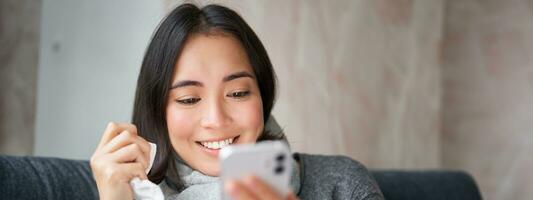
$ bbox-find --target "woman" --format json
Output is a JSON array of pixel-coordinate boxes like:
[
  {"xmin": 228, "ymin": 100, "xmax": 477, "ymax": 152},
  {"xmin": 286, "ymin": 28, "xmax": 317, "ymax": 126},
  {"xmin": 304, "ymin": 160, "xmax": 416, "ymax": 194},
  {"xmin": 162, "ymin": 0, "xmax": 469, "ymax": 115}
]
[{"xmin": 90, "ymin": 3, "xmax": 384, "ymax": 200}]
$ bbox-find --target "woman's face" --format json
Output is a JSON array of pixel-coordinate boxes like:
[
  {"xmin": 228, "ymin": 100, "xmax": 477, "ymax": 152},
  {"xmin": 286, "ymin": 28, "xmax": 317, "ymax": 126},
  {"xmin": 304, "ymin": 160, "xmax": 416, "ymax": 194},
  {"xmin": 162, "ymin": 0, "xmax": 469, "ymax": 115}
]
[{"xmin": 166, "ymin": 33, "xmax": 264, "ymax": 176}]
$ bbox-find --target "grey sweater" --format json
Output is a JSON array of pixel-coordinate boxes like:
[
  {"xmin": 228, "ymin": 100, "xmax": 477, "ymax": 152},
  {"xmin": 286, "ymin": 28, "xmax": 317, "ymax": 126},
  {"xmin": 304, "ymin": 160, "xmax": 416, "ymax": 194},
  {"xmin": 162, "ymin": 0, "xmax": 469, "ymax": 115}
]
[
  {"xmin": 294, "ymin": 153, "xmax": 384, "ymax": 200},
  {"xmin": 160, "ymin": 153, "xmax": 384, "ymax": 200}
]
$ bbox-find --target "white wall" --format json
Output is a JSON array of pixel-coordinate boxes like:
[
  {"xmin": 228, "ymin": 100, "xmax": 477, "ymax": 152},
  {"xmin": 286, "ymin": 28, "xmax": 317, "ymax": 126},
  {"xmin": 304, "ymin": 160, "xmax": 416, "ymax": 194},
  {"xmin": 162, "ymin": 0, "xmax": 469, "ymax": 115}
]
[{"xmin": 35, "ymin": 0, "xmax": 164, "ymax": 159}]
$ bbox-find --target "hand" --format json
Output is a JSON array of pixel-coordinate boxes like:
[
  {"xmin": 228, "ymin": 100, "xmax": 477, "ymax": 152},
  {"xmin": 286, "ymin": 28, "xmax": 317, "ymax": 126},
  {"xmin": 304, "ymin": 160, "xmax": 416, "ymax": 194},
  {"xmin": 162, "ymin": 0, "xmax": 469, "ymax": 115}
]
[
  {"xmin": 90, "ymin": 122, "xmax": 151, "ymax": 200},
  {"xmin": 224, "ymin": 175, "xmax": 299, "ymax": 200}
]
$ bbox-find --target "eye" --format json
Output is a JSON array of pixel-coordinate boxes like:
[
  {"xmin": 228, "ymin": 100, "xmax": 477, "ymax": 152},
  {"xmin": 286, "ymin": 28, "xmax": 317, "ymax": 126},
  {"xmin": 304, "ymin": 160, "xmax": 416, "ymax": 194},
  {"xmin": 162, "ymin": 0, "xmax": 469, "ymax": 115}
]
[
  {"xmin": 176, "ymin": 97, "xmax": 201, "ymax": 105},
  {"xmin": 227, "ymin": 91, "xmax": 250, "ymax": 98}
]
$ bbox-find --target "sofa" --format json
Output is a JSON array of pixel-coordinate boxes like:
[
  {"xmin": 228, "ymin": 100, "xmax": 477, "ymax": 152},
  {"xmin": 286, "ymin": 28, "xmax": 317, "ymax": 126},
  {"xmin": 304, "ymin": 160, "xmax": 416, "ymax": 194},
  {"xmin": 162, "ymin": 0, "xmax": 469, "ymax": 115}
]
[{"xmin": 0, "ymin": 155, "xmax": 482, "ymax": 200}]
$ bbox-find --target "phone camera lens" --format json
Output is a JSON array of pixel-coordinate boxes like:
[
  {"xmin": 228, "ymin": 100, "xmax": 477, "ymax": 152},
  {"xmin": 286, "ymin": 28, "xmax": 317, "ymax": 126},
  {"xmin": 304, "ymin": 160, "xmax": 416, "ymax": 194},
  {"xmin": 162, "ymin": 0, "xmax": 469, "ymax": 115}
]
[
  {"xmin": 276, "ymin": 154, "xmax": 285, "ymax": 162},
  {"xmin": 274, "ymin": 166, "xmax": 285, "ymax": 174}
]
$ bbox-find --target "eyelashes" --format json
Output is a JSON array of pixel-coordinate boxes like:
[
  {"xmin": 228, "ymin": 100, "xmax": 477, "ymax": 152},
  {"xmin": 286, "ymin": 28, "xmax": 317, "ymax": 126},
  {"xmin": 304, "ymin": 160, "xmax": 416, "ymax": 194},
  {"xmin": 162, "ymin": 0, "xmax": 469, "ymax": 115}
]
[
  {"xmin": 227, "ymin": 91, "xmax": 250, "ymax": 98},
  {"xmin": 175, "ymin": 90, "xmax": 251, "ymax": 106},
  {"xmin": 176, "ymin": 97, "xmax": 201, "ymax": 105}
]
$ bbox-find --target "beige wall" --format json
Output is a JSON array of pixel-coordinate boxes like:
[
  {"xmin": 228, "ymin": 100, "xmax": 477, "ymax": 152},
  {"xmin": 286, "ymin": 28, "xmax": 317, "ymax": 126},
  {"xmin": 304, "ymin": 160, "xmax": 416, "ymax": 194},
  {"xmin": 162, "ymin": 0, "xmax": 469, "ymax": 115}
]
[
  {"xmin": 166, "ymin": 0, "xmax": 445, "ymax": 168},
  {"xmin": 442, "ymin": 0, "xmax": 533, "ymax": 199},
  {"xmin": 0, "ymin": 0, "xmax": 40, "ymax": 155}
]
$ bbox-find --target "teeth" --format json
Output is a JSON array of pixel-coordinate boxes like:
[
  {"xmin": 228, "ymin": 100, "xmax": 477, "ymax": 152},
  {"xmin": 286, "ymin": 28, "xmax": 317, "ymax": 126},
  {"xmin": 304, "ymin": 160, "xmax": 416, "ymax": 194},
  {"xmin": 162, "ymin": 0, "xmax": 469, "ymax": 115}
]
[{"xmin": 200, "ymin": 137, "xmax": 235, "ymax": 150}]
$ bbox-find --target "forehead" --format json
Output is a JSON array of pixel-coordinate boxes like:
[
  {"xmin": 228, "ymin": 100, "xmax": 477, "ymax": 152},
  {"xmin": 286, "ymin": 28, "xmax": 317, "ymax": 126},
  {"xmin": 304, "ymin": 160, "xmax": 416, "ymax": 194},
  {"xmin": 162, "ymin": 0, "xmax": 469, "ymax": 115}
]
[{"xmin": 173, "ymin": 34, "xmax": 253, "ymax": 80}]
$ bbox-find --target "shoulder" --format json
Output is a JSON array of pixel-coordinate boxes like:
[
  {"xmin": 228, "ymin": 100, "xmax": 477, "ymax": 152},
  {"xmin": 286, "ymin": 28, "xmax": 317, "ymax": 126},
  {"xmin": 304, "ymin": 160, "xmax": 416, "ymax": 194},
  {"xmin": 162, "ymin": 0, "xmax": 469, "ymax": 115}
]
[
  {"xmin": 294, "ymin": 153, "xmax": 384, "ymax": 200},
  {"xmin": 296, "ymin": 153, "xmax": 371, "ymax": 181},
  {"xmin": 297, "ymin": 153, "xmax": 365, "ymax": 171}
]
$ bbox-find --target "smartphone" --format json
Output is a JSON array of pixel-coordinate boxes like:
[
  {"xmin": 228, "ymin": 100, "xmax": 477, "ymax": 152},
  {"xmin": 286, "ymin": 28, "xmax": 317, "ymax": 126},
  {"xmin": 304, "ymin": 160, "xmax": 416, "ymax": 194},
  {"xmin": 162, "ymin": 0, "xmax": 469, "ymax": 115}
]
[{"xmin": 219, "ymin": 141, "xmax": 292, "ymax": 200}]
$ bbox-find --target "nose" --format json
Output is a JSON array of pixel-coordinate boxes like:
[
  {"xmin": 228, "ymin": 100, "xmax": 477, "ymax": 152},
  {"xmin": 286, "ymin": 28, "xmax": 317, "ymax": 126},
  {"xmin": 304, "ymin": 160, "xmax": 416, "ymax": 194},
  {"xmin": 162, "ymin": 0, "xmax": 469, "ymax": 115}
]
[{"xmin": 200, "ymin": 98, "xmax": 232, "ymax": 129}]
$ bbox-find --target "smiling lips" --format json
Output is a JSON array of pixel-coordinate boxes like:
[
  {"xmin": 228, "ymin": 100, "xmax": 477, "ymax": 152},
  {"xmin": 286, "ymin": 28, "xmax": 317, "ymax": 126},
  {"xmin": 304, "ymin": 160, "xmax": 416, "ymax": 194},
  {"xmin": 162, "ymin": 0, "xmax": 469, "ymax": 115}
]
[{"xmin": 197, "ymin": 136, "xmax": 238, "ymax": 150}]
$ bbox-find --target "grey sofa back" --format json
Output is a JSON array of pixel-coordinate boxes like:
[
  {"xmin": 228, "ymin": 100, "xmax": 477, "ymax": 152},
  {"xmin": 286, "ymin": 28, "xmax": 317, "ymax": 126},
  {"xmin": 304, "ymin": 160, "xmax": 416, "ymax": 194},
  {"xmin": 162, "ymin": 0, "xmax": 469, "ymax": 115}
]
[
  {"xmin": 371, "ymin": 170, "xmax": 482, "ymax": 200},
  {"xmin": 0, "ymin": 156, "xmax": 97, "ymax": 200},
  {"xmin": 0, "ymin": 155, "xmax": 482, "ymax": 200}
]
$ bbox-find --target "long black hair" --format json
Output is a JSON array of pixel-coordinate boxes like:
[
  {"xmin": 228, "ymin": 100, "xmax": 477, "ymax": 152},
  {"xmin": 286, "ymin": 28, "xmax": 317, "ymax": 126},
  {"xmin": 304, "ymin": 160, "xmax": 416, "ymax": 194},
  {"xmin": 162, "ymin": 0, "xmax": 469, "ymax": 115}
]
[{"xmin": 131, "ymin": 3, "xmax": 285, "ymax": 188}]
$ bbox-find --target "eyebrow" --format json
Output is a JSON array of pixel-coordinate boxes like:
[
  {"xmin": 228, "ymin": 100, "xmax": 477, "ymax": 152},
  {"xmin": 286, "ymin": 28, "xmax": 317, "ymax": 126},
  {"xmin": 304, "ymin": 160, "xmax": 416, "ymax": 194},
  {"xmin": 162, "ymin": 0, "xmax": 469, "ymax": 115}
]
[{"xmin": 170, "ymin": 71, "xmax": 255, "ymax": 90}]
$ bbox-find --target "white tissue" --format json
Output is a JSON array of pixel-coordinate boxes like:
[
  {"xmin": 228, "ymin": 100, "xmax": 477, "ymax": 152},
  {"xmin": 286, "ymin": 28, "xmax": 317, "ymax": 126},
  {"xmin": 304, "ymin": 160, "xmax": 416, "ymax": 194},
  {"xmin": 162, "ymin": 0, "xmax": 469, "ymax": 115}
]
[
  {"xmin": 130, "ymin": 142, "xmax": 164, "ymax": 200},
  {"xmin": 145, "ymin": 143, "xmax": 157, "ymax": 174}
]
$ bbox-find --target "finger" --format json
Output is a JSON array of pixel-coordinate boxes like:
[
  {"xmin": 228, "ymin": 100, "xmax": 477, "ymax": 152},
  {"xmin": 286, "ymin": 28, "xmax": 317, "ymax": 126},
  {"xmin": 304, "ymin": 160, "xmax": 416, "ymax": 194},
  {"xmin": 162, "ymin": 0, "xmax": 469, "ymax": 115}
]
[
  {"xmin": 110, "ymin": 143, "xmax": 149, "ymax": 171},
  {"xmin": 225, "ymin": 180, "xmax": 258, "ymax": 200},
  {"xmin": 101, "ymin": 130, "xmax": 150, "ymax": 160},
  {"xmin": 243, "ymin": 175, "xmax": 283, "ymax": 200},
  {"xmin": 97, "ymin": 122, "xmax": 137, "ymax": 149},
  {"xmin": 115, "ymin": 162, "xmax": 148, "ymax": 181},
  {"xmin": 287, "ymin": 191, "xmax": 299, "ymax": 200}
]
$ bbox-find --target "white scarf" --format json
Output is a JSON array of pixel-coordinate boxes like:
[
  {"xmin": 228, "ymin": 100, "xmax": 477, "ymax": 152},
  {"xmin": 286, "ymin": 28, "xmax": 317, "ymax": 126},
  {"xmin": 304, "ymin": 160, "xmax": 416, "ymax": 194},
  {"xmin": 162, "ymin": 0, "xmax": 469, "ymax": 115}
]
[{"xmin": 159, "ymin": 156, "xmax": 301, "ymax": 200}]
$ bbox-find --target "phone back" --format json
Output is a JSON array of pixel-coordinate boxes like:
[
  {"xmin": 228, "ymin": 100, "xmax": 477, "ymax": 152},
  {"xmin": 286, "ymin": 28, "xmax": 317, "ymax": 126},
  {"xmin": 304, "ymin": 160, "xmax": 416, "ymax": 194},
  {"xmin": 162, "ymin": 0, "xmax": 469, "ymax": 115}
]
[{"xmin": 219, "ymin": 141, "xmax": 292, "ymax": 200}]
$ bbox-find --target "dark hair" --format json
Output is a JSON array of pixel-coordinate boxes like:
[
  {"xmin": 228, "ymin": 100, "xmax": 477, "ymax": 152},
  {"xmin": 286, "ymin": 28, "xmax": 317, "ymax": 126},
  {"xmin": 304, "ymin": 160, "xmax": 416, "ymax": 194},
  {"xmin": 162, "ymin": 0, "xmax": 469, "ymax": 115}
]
[{"xmin": 131, "ymin": 3, "xmax": 285, "ymax": 188}]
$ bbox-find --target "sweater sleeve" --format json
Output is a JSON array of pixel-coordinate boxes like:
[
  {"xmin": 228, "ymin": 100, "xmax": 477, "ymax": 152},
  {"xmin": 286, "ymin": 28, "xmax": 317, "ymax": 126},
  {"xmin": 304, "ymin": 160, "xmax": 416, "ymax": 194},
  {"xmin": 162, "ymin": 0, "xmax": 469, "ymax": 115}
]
[
  {"xmin": 334, "ymin": 156, "xmax": 384, "ymax": 200},
  {"xmin": 296, "ymin": 153, "xmax": 384, "ymax": 200}
]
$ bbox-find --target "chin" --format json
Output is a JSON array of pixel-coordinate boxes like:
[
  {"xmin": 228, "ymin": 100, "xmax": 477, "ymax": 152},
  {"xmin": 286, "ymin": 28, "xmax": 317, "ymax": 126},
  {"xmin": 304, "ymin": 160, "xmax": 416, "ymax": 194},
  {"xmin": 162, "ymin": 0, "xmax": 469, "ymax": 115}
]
[
  {"xmin": 197, "ymin": 158, "xmax": 220, "ymax": 176},
  {"xmin": 201, "ymin": 166, "xmax": 220, "ymax": 177}
]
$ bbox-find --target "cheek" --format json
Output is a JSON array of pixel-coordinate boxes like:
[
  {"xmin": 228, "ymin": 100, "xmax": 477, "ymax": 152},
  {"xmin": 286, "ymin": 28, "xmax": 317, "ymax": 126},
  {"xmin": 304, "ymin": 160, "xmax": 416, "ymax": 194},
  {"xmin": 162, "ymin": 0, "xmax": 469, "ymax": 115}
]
[
  {"xmin": 166, "ymin": 107, "xmax": 195, "ymax": 141},
  {"xmin": 233, "ymin": 98, "xmax": 264, "ymax": 140}
]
